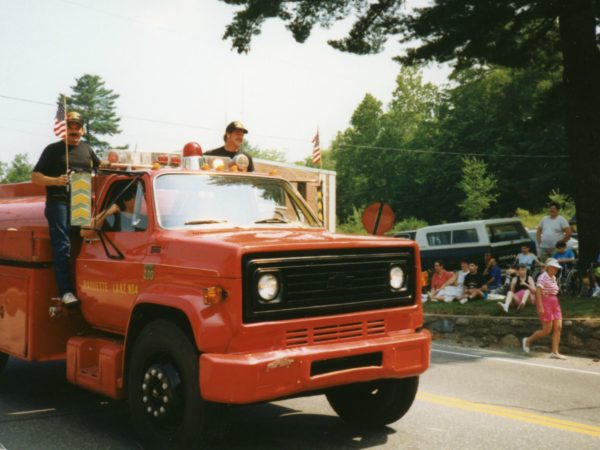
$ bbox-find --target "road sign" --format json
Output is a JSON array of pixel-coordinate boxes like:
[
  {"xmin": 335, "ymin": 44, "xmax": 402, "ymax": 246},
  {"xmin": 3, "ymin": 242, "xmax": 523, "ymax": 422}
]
[{"xmin": 362, "ymin": 202, "xmax": 395, "ymax": 235}]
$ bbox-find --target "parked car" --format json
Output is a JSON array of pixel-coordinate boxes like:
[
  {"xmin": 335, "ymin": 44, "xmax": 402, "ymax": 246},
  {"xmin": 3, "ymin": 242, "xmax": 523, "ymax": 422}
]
[
  {"xmin": 527, "ymin": 229, "xmax": 578, "ymax": 256},
  {"xmin": 398, "ymin": 219, "xmax": 531, "ymax": 270}
]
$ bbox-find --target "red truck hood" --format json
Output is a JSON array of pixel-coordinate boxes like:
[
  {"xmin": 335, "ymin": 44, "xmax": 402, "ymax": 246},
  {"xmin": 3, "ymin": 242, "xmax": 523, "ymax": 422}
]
[{"xmin": 156, "ymin": 228, "xmax": 415, "ymax": 278}]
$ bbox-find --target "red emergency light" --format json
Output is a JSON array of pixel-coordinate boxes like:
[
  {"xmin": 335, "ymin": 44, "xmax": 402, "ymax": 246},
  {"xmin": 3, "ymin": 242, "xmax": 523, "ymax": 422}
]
[{"xmin": 183, "ymin": 142, "xmax": 203, "ymax": 157}]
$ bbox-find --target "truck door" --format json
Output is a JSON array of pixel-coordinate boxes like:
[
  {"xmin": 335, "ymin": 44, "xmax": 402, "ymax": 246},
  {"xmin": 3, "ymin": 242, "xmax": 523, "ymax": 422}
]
[{"xmin": 76, "ymin": 177, "xmax": 151, "ymax": 334}]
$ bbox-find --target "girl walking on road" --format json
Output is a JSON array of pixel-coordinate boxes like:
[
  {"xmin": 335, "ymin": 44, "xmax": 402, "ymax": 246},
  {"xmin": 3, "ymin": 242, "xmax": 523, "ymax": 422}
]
[{"xmin": 522, "ymin": 258, "xmax": 566, "ymax": 359}]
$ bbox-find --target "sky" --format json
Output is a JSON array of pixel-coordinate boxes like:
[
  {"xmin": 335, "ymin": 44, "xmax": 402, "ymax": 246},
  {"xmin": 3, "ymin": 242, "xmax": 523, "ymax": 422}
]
[{"xmin": 0, "ymin": 0, "xmax": 450, "ymax": 166}]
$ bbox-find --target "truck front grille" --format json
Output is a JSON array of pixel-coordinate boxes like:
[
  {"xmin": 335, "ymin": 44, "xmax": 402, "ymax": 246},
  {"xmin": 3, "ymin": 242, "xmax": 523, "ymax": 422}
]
[
  {"xmin": 243, "ymin": 249, "xmax": 415, "ymax": 323},
  {"xmin": 285, "ymin": 319, "xmax": 386, "ymax": 347}
]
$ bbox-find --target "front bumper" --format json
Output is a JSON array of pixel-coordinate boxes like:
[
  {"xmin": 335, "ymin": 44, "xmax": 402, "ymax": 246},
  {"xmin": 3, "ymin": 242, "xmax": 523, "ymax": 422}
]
[{"xmin": 200, "ymin": 329, "xmax": 431, "ymax": 404}]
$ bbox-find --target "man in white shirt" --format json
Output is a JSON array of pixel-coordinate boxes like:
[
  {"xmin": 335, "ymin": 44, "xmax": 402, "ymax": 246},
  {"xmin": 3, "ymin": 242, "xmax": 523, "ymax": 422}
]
[{"xmin": 536, "ymin": 202, "xmax": 572, "ymax": 262}]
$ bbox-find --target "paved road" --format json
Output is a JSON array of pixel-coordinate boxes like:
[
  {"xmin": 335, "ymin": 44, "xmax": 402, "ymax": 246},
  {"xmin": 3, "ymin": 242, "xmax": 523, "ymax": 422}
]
[{"xmin": 1, "ymin": 342, "xmax": 599, "ymax": 449}]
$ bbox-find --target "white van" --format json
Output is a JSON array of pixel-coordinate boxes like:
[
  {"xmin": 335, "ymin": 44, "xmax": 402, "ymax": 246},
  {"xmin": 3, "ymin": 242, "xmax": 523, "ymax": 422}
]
[{"xmin": 410, "ymin": 218, "xmax": 531, "ymax": 270}]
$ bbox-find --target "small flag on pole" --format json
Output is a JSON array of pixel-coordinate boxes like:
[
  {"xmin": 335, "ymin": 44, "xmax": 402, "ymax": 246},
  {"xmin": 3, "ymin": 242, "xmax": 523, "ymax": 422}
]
[
  {"xmin": 54, "ymin": 102, "xmax": 66, "ymax": 138},
  {"xmin": 312, "ymin": 129, "xmax": 321, "ymax": 165}
]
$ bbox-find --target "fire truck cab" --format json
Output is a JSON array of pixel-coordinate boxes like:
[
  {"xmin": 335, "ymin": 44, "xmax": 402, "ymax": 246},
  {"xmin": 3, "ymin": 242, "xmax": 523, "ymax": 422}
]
[{"xmin": 0, "ymin": 150, "xmax": 430, "ymax": 448}]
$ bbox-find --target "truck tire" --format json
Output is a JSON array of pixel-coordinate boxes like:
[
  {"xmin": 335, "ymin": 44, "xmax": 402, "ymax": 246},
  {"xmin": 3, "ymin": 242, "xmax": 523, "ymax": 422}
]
[
  {"xmin": 127, "ymin": 320, "xmax": 227, "ymax": 449},
  {"xmin": 326, "ymin": 377, "xmax": 419, "ymax": 427},
  {"xmin": 0, "ymin": 352, "xmax": 8, "ymax": 374}
]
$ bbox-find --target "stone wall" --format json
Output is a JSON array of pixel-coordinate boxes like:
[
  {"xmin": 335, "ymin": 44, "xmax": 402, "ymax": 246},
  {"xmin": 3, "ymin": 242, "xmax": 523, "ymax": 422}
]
[{"xmin": 424, "ymin": 314, "xmax": 600, "ymax": 358}]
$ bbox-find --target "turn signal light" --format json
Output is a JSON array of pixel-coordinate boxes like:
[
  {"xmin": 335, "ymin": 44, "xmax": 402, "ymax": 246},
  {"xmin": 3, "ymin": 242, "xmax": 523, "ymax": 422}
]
[
  {"xmin": 108, "ymin": 151, "xmax": 119, "ymax": 163},
  {"xmin": 202, "ymin": 286, "xmax": 227, "ymax": 305}
]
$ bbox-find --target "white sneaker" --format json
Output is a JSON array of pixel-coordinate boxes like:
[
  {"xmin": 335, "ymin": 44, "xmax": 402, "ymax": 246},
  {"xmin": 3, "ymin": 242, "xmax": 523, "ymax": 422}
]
[
  {"xmin": 459, "ymin": 298, "xmax": 468, "ymax": 305},
  {"xmin": 592, "ymin": 286, "xmax": 600, "ymax": 297},
  {"xmin": 497, "ymin": 302, "xmax": 508, "ymax": 313},
  {"xmin": 522, "ymin": 337, "xmax": 530, "ymax": 353},
  {"xmin": 550, "ymin": 352, "xmax": 567, "ymax": 360},
  {"xmin": 61, "ymin": 292, "xmax": 80, "ymax": 307},
  {"xmin": 421, "ymin": 294, "xmax": 429, "ymax": 303}
]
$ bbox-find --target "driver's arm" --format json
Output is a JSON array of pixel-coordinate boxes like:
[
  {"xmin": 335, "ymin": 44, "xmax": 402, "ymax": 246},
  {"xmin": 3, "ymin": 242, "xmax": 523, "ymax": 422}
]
[{"xmin": 81, "ymin": 203, "xmax": 120, "ymax": 238}]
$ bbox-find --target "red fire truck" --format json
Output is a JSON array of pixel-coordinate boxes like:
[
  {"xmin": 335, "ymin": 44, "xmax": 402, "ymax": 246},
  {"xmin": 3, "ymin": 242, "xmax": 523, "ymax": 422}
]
[{"xmin": 0, "ymin": 149, "xmax": 430, "ymax": 448}]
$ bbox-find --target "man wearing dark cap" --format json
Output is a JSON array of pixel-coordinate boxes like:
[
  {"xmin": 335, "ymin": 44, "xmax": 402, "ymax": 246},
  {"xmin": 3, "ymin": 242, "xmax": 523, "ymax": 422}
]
[
  {"xmin": 32, "ymin": 111, "xmax": 101, "ymax": 307},
  {"xmin": 205, "ymin": 121, "xmax": 255, "ymax": 172}
]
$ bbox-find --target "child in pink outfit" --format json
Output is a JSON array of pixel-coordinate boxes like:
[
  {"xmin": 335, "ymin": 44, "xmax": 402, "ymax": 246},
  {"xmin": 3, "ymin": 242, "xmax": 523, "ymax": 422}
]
[{"xmin": 522, "ymin": 258, "xmax": 566, "ymax": 359}]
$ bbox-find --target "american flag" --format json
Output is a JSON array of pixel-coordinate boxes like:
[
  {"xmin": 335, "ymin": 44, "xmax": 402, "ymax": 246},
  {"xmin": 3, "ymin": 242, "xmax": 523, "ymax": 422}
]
[
  {"xmin": 312, "ymin": 129, "xmax": 321, "ymax": 165},
  {"xmin": 53, "ymin": 102, "xmax": 66, "ymax": 138}
]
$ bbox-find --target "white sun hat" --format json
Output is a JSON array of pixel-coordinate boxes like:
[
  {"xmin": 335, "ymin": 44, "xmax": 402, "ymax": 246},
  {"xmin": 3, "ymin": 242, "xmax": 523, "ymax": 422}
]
[{"xmin": 545, "ymin": 258, "xmax": 562, "ymax": 269}]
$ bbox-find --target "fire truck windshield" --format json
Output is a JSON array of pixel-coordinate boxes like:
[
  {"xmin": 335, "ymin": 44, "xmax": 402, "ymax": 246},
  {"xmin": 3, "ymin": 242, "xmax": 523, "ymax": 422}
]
[{"xmin": 154, "ymin": 173, "xmax": 321, "ymax": 229}]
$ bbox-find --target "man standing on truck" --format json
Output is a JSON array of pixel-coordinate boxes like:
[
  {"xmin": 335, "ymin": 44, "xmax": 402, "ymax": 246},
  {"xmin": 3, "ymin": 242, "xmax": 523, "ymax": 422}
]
[
  {"xmin": 205, "ymin": 121, "xmax": 255, "ymax": 172},
  {"xmin": 31, "ymin": 111, "xmax": 101, "ymax": 307},
  {"xmin": 536, "ymin": 202, "xmax": 572, "ymax": 262}
]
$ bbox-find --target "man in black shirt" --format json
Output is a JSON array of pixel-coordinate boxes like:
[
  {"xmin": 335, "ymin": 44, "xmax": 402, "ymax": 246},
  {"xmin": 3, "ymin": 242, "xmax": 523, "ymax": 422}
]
[
  {"xmin": 32, "ymin": 112, "xmax": 101, "ymax": 307},
  {"xmin": 458, "ymin": 261, "xmax": 488, "ymax": 304},
  {"xmin": 205, "ymin": 121, "xmax": 255, "ymax": 172}
]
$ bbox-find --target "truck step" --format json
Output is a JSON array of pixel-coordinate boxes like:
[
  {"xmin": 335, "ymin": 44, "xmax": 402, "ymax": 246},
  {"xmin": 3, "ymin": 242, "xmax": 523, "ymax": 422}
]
[{"xmin": 66, "ymin": 336, "xmax": 125, "ymax": 399}]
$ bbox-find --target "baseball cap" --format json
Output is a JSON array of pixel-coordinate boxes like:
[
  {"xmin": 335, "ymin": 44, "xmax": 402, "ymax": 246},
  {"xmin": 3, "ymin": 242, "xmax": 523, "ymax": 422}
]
[
  {"xmin": 66, "ymin": 111, "xmax": 84, "ymax": 126},
  {"xmin": 225, "ymin": 121, "xmax": 248, "ymax": 134},
  {"xmin": 545, "ymin": 258, "xmax": 562, "ymax": 269}
]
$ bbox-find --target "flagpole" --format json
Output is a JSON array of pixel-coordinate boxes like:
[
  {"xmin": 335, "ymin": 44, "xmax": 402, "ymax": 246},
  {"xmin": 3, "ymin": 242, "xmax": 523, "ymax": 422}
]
[{"xmin": 63, "ymin": 95, "xmax": 69, "ymax": 177}]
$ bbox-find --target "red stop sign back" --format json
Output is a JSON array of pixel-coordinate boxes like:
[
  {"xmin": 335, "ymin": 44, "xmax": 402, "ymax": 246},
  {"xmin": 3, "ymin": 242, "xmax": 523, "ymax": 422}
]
[{"xmin": 362, "ymin": 202, "xmax": 395, "ymax": 235}]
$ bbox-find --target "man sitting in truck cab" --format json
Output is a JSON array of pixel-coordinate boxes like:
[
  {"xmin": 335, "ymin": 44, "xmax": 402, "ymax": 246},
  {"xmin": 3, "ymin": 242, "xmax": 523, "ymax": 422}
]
[{"xmin": 81, "ymin": 181, "xmax": 147, "ymax": 239}]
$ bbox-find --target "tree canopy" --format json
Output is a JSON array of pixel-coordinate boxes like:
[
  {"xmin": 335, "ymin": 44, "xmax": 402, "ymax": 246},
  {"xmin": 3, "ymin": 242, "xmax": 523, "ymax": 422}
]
[
  {"xmin": 0, "ymin": 153, "xmax": 33, "ymax": 184},
  {"xmin": 218, "ymin": 0, "xmax": 600, "ymax": 268},
  {"xmin": 61, "ymin": 74, "xmax": 121, "ymax": 154}
]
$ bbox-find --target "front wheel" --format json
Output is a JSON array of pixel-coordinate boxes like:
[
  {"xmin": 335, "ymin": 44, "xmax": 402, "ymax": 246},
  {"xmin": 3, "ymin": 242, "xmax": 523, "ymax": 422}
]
[
  {"xmin": 127, "ymin": 320, "xmax": 227, "ymax": 449},
  {"xmin": 326, "ymin": 377, "xmax": 419, "ymax": 427},
  {"xmin": 0, "ymin": 352, "xmax": 8, "ymax": 375}
]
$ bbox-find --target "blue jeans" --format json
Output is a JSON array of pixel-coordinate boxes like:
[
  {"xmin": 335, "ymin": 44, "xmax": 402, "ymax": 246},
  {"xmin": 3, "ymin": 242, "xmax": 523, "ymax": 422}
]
[{"xmin": 45, "ymin": 202, "xmax": 73, "ymax": 296}]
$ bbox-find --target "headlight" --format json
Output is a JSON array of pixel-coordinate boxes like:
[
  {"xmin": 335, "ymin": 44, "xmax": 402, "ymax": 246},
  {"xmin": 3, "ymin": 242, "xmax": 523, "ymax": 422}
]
[
  {"xmin": 390, "ymin": 266, "xmax": 404, "ymax": 290},
  {"xmin": 257, "ymin": 273, "xmax": 280, "ymax": 302}
]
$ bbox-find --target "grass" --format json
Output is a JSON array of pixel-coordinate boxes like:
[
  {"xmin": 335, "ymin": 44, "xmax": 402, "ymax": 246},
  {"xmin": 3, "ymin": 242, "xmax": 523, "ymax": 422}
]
[{"xmin": 423, "ymin": 296, "xmax": 600, "ymax": 318}]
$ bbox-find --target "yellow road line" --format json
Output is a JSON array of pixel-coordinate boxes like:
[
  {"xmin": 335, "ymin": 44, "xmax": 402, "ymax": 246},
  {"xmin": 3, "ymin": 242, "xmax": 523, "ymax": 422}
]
[{"xmin": 418, "ymin": 392, "xmax": 600, "ymax": 438}]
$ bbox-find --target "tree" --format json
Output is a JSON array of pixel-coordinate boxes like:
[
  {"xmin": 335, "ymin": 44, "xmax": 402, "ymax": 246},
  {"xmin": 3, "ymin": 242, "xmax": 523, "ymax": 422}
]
[
  {"xmin": 434, "ymin": 66, "xmax": 569, "ymax": 214},
  {"xmin": 331, "ymin": 68, "xmax": 441, "ymax": 223},
  {"xmin": 0, "ymin": 154, "xmax": 33, "ymax": 184},
  {"xmin": 61, "ymin": 74, "xmax": 121, "ymax": 154},
  {"xmin": 218, "ymin": 0, "xmax": 600, "ymax": 268},
  {"xmin": 458, "ymin": 157, "xmax": 499, "ymax": 220},
  {"xmin": 331, "ymin": 93, "xmax": 384, "ymax": 221},
  {"xmin": 239, "ymin": 141, "xmax": 287, "ymax": 162}
]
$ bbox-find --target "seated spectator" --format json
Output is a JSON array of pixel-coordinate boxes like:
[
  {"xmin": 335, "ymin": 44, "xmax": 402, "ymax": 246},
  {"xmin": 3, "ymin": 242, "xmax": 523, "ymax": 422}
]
[
  {"xmin": 434, "ymin": 260, "xmax": 469, "ymax": 303},
  {"xmin": 591, "ymin": 257, "xmax": 600, "ymax": 297},
  {"xmin": 427, "ymin": 260, "xmax": 455, "ymax": 303},
  {"xmin": 514, "ymin": 245, "xmax": 542, "ymax": 270},
  {"xmin": 458, "ymin": 262, "xmax": 488, "ymax": 304},
  {"xmin": 497, "ymin": 264, "xmax": 535, "ymax": 313},
  {"xmin": 421, "ymin": 270, "xmax": 429, "ymax": 294},
  {"xmin": 552, "ymin": 241, "xmax": 575, "ymax": 268},
  {"xmin": 502, "ymin": 264, "xmax": 518, "ymax": 294},
  {"xmin": 483, "ymin": 256, "xmax": 502, "ymax": 292}
]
